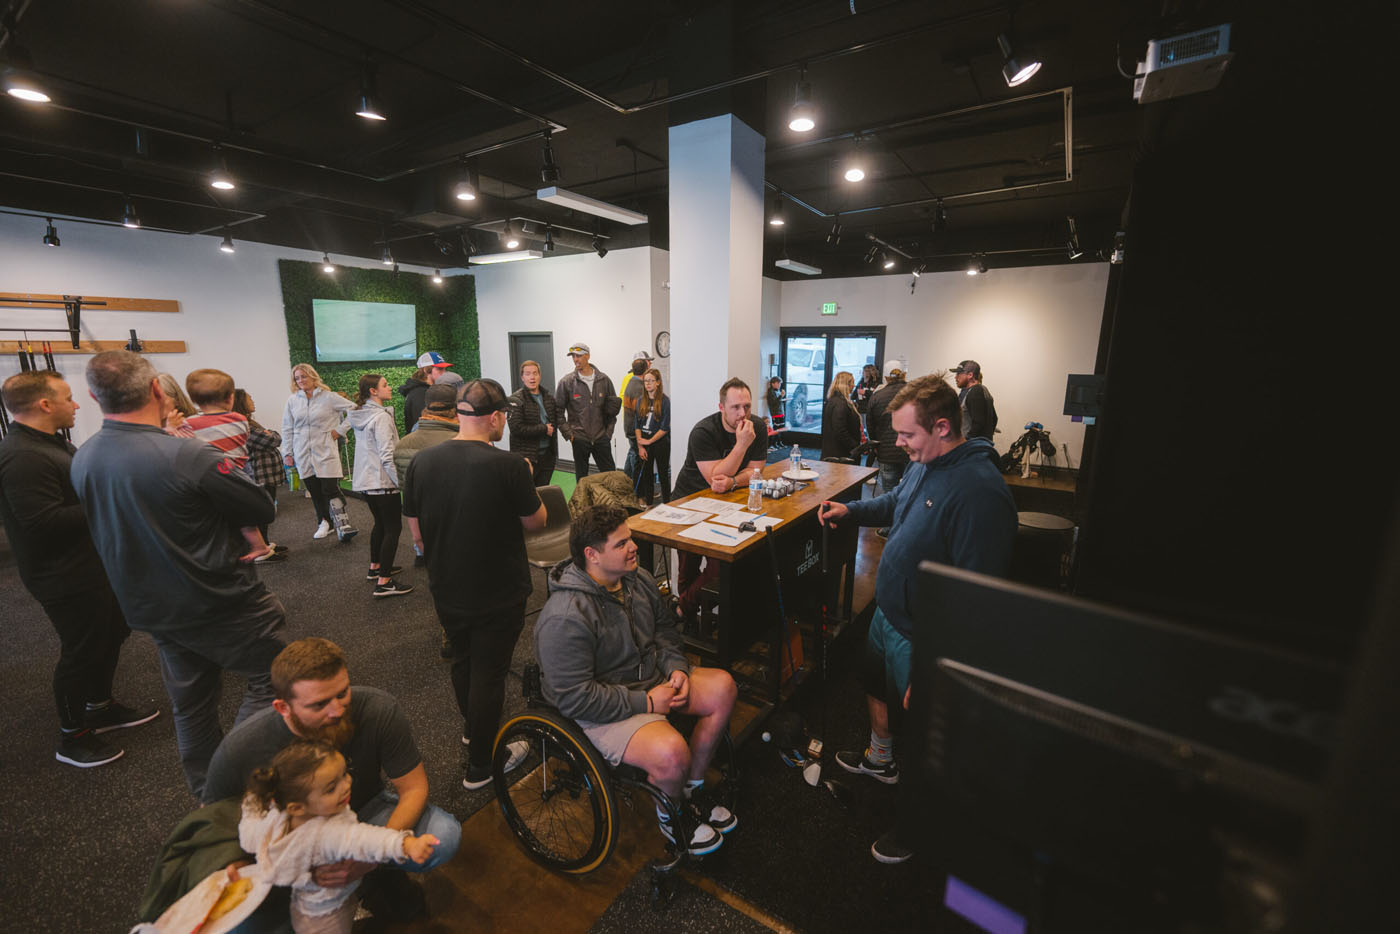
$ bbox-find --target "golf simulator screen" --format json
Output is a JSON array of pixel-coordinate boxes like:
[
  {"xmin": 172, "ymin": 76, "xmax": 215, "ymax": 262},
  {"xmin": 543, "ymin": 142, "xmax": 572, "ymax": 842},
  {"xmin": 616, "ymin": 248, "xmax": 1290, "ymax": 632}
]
[{"xmin": 311, "ymin": 299, "xmax": 417, "ymax": 363}]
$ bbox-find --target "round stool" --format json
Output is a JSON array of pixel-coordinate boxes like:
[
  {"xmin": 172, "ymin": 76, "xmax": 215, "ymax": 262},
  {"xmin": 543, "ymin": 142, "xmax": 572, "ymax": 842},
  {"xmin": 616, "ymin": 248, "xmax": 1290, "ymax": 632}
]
[{"xmin": 1011, "ymin": 511, "xmax": 1077, "ymax": 590}]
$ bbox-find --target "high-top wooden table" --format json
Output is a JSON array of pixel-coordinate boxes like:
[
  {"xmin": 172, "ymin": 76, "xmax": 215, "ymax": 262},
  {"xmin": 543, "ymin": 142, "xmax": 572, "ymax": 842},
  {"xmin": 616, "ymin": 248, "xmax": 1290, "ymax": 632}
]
[{"xmin": 628, "ymin": 459, "xmax": 876, "ymax": 709}]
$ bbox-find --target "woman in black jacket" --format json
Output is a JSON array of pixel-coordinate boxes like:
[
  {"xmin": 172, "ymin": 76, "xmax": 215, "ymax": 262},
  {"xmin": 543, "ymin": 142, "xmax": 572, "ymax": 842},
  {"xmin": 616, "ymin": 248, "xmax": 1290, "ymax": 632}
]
[
  {"xmin": 506, "ymin": 359, "xmax": 559, "ymax": 486},
  {"xmin": 821, "ymin": 370, "xmax": 864, "ymax": 461}
]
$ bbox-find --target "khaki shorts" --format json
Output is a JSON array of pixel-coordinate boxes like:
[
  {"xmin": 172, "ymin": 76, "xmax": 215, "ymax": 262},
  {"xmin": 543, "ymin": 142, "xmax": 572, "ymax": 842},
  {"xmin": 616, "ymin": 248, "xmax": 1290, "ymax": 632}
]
[{"xmin": 576, "ymin": 711, "xmax": 668, "ymax": 766}]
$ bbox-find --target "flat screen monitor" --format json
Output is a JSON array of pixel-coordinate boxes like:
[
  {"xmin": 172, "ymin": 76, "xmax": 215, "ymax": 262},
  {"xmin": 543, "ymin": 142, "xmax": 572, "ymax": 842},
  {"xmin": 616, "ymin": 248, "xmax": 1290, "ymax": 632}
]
[
  {"xmin": 908, "ymin": 562, "xmax": 1348, "ymax": 932},
  {"xmin": 312, "ymin": 299, "xmax": 417, "ymax": 363}
]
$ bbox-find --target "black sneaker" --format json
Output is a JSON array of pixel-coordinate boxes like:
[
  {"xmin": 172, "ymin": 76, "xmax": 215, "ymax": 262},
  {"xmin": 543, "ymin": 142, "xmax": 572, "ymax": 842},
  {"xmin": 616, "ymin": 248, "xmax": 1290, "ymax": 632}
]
[
  {"xmin": 835, "ymin": 749, "xmax": 899, "ymax": 784},
  {"xmin": 685, "ymin": 786, "xmax": 737, "ymax": 834},
  {"xmin": 56, "ymin": 730, "xmax": 124, "ymax": 768},
  {"xmin": 872, "ymin": 830, "xmax": 913, "ymax": 864},
  {"xmin": 372, "ymin": 580, "xmax": 414, "ymax": 598},
  {"xmin": 366, "ymin": 565, "xmax": 404, "ymax": 580},
  {"xmin": 86, "ymin": 702, "xmax": 160, "ymax": 734},
  {"xmin": 658, "ymin": 806, "xmax": 724, "ymax": 856}
]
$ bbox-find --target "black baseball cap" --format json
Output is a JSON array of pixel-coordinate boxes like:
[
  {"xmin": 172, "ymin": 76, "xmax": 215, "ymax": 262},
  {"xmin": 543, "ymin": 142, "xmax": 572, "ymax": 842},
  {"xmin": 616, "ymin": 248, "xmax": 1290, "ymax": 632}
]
[
  {"xmin": 950, "ymin": 360, "xmax": 981, "ymax": 377},
  {"xmin": 456, "ymin": 378, "xmax": 508, "ymax": 416}
]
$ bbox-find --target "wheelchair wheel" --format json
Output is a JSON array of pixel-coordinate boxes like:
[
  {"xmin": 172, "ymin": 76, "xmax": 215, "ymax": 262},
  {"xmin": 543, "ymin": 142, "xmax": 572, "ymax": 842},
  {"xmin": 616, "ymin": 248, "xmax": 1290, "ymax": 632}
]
[{"xmin": 493, "ymin": 710, "xmax": 618, "ymax": 874}]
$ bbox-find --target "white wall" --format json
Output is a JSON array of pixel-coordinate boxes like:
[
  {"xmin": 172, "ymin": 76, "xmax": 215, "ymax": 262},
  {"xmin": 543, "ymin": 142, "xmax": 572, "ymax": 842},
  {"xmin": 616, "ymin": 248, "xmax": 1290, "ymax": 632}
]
[
  {"xmin": 777, "ymin": 263, "xmax": 1109, "ymax": 465},
  {"xmin": 0, "ymin": 211, "xmax": 439, "ymax": 445},
  {"xmin": 473, "ymin": 246, "xmax": 658, "ymax": 462}
]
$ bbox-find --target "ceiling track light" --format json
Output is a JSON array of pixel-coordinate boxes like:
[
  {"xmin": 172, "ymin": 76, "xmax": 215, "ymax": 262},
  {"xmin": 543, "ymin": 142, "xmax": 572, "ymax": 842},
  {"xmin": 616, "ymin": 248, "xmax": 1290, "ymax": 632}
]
[
  {"xmin": 881, "ymin": 251, "xmax": 895, "ymax": 270},
  {"xmin": 768, "ymin": 197, "xmax": 786, "ymax": 227},
  {"xmin": 591, "ymin": 234, "xmax": 608, "ymax": 259},
  {"xmin": 453, "ymin": 156, "xmax": 478, "ymax": 201},
  {"xmin": 380, "ymin": 239, "xmax": 393, "ymax": 265},
  {"xmin": 502, "ymin": 223, "xmax": 520, "ymax": 250},
  {"xmin": 322, "ymin": 253, "xmax": 335, "ymax": 273},
  {"xmin": 932, "ymin": 200, "xmax": 947, "ymax": 232},
  {"xmin": 844, "ymin": 138, "xmax": 867, "ymax": 183},
  {"xmin": 356, "ymin": 65, "xmax": 386, "ymax": 121},
  {"xmin": 540, "ymin": 129, "xmax": 561, "ymax": 185},
  {"xmin": 122, "ymin": 199, "xmax": 141, "ymax": 229},
  {"xmin": 997, "ymin": 32, "xmax": 1042, "ymax": 88},
  {"xmin": 1066, "ymin": 215, "xmax": 1083, "ymax": 259},
  {"xmin": 966, "ymin": 254, "xmax": 987, "ymax": 276},
  {"xmin": 208, "ymin": 149, "xmax": 235, "ymax": 191},
  {"xmin": 41, "ymin": 217, "xmax": 60, "ymax": 247},
  {"xmin": 543, "ymin": 227, "xmax": 555, "ymax": 252},
  {"xmin": 788, "ymin": 67, "xmax": 815, "ymax": 133},
  {"xmin": 432, "ymin": 268, "xmax": 443, "ymax": 284},
  {"xmin": 3, "ymin": 43, "xmax": 50, "ymax": 103},
  {"xmin": 912, "ymin": 263, "xmax": 926, "ymax": 278},
  {"xmin": 219, "ymin": 230, "xmax": 235, "ymax": 253},
  {"xmin": 864, "ymin": 245, "xmax": 879, "ymax": 265},
  {"xmin": 827, "ymin": 220, "xmax": 842, "ymax": 245}
]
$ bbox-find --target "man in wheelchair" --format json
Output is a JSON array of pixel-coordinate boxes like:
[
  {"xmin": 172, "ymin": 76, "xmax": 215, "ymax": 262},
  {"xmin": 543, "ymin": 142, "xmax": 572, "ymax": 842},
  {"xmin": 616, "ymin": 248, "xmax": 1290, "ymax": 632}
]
[{"xmin": 535, "ymin": 505, "xmax": 738, "ymax": 855}]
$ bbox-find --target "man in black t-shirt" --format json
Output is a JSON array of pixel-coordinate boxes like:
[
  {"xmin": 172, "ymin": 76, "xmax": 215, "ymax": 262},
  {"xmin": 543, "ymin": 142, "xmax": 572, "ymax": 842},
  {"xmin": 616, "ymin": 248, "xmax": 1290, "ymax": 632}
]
[
  {"xmin": 401, "ymin": 378, "xmax": 547, "ymax": 789},
  {"xmin": 672, "ymin": 377, "xmax": 769, "ymax": 612}
]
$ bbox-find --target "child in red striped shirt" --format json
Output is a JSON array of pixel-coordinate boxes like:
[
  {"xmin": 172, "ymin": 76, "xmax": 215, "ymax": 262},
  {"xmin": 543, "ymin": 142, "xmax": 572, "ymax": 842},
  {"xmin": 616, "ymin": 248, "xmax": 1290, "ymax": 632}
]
[{"xmin": 187, "ymin": 369, "xmax": 282, "ymax": 563}]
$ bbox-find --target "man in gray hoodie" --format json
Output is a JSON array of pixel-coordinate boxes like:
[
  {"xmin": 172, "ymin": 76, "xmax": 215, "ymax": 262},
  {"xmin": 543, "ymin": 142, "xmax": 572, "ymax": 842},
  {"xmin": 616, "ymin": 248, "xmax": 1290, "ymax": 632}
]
[{"xmin": 535, "ymin": 505, "xmax": 738, "ymax": 856}]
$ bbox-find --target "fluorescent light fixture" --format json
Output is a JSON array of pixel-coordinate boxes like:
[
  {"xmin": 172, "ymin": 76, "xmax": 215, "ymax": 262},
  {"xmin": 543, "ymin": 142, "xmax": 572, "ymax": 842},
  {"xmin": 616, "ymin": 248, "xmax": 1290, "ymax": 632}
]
[
  {"xmin": 470, "ymin": 250, "xmax": 544, "ymax": 264},
  {"xmin": 536, "ymin": 186, "xmax": 647, "ymax": 225},
  {"xmin": 775, "ymin": 258, "xmax": 822, "ymax": 275}
]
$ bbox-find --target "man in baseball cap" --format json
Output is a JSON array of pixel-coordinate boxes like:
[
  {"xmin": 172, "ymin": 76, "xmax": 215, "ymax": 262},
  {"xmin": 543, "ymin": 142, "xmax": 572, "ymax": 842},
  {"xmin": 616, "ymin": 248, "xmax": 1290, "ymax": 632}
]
[
  {"xmin": 399, "ymin": 352, "xmax": 453, "ymax": 434},
  {"xmin": 554, "ymin": 342, "xmax": 620, "ymax": 481},
  {"xmin": 948, "ymin": 360, "xmax": 997, "ymax": 441}
]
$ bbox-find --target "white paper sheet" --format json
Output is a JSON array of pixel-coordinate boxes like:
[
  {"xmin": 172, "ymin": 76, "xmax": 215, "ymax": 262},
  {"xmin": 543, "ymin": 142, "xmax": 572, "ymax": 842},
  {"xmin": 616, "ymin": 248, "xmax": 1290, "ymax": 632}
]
[
  {"xmin": 682, "ymin": 497, "xmax": 745, "ymax": 515},
  {"xmin": 677, "ymin": 522, "xmax": 758, "ymax": 546},
  {"xmin": 640, "ymin": 504, "xmax": 709, "ymax": 524}
]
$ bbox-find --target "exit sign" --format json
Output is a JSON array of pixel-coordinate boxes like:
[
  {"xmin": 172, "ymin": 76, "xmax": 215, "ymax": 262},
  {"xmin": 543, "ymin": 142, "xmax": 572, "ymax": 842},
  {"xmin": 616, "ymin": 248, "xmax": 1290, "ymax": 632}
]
[{"xmin": 821, "ymin": 302, "xmax": 837, "ymax": 316}]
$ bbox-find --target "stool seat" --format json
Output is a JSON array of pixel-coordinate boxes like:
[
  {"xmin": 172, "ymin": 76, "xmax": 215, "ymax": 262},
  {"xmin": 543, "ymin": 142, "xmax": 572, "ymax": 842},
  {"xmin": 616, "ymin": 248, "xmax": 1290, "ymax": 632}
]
[{"xmin": 1018, "ymin": 511, "xmax": 1075, "ymax": 531}]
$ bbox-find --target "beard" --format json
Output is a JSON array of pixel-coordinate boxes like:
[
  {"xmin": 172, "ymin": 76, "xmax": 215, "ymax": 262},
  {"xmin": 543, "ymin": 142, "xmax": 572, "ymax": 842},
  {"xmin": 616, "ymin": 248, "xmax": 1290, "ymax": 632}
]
[{"xmin": 290, "ymin": 709, "xmax": 355, "ymax": 748}]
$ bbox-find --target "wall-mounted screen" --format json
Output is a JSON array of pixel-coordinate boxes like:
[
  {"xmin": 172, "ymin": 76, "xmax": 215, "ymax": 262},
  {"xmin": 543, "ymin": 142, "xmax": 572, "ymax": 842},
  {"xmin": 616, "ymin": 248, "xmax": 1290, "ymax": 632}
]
[{"xmin": 312, "ymin": 299, "xmax": 417, "ymax": 363}]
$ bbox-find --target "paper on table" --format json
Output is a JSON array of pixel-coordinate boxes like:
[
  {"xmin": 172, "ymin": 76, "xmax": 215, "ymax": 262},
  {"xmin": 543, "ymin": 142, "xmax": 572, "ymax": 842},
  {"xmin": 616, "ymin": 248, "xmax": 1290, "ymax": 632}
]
[
  {"xmin": 707, "ymin": 510, "xmax": 784, "ymax": 530},
  {"xmin": 677, "ymin": 522, "xmax": 758, "ymax": 546},
  {"xmin": 683, "ymin": 497, "xmax": 744, "ymax": 514},
  {"xmin": 641, "ymin": 504, "xmax": 709, "ymax": 524}
]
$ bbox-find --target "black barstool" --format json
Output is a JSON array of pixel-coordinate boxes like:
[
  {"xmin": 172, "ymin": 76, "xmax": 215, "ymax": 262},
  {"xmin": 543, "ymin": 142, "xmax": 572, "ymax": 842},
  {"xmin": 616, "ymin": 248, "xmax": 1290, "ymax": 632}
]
[{"xmin": 1011, "ymin": 511, "xmax": 1077, "ymax": 590}]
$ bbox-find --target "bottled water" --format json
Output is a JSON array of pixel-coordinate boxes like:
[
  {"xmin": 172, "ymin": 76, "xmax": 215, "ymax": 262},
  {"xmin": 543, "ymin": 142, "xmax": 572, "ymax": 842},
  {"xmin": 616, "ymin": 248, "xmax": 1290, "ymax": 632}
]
[
  {"xmin": 790, "ymin": 444, "xmax": 801, "ymax": 475},
  {"xmin": 747, "ymin": 469, "xmax": 763, "ymax": 511}
]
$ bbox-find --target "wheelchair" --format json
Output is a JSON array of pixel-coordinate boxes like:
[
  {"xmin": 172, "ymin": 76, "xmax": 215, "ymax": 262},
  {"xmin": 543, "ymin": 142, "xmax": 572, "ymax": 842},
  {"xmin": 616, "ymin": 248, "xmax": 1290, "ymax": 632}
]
[{"xmin": 491, "ymin": 663, "xmax": 737, "ymax": 902}]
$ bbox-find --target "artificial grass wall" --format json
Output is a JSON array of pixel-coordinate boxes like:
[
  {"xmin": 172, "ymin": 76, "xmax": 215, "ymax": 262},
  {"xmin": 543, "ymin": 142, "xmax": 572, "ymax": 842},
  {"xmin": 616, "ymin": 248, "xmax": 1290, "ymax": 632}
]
[{"xmin": 277, "ymin": 258, "xmax": 479, "ymax": 439}]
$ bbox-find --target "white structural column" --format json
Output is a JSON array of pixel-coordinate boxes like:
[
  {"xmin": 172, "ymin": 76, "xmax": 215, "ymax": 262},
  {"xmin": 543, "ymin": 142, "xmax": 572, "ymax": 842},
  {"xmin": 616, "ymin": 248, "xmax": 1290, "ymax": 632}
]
[{"xmin": 667, "ymin": 114, "xmax": 766, "ymax": 447}]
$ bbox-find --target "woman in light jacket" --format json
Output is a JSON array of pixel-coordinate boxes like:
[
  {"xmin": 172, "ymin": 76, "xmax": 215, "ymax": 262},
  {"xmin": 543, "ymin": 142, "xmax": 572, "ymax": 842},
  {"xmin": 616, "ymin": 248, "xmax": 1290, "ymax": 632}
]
[
  {"xmin": 281, "ymin": 362, "xmax": 354, "ymax": 540},
  {"xmin": 347, "ymin": 374, "xmax": 411, "ymax": 598}
]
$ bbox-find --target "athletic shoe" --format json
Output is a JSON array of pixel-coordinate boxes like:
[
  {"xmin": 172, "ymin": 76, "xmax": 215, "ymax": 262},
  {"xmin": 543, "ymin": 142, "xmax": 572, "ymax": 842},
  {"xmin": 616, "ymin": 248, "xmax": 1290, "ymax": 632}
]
[
  {"xmin": 462, "ymin": 739, "xmax": 530, "ymax": 790},
  {"xmin": 835, "ymin": 749, "xmax": 899, "ymax": 784},
  {"xmin": 55, "ymin": 730, "xmax": 124, "ymax": 768},
  {"xmin": 87, "ymin": 701, "xmax": 160, "ymax": 734},
  {"xmin": 366, "ymin": 565, "xmax": 403, "ymax": 580},
  {"xmin": 272, "ymin": 543, "xmax": 290, "ymax": 554},
  {"xmin": 684, "ymin": 784, "xmax": 737, "ymax": 834},
  {"xmin": 658, "ymin": 807, "xmax": 724, "ymax": 856},
  {"xmin": 871, "ymin": 830, "xmax": 913, "ymax": 864},
  {"xmin": 313, "ymin": 520, "xmax": 332, "ymax": 539},
  {"xmin": 372, "ymin": 580, "xmax": 414, "ymax": 598}
]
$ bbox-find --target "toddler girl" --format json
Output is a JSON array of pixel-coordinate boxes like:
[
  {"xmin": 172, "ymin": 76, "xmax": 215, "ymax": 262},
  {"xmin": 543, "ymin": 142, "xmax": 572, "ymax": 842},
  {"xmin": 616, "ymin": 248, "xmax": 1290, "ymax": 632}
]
[{"xmin": 240, "ymin": 740, "xmax": 438, "ymax": 933}]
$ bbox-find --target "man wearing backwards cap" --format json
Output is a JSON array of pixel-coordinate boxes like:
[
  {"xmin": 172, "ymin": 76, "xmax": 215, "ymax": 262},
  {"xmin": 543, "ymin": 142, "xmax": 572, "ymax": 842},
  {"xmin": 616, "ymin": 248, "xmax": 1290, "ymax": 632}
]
[
  {"xmin": 554, "ymin": 342, "xmax": 621, "ymax": 481},
  {"xmin": 950, "ymin": 360, "xmax": 997, "ymax": 442},
  {"xmin": 399, "ymin": 351, "xmax": 453, "ymax": 434},
  {"xmin": 620, "ymin": 349, "xmax": 653, "ymax": 479},
  {"xmin": 401, "ymin": 378, "xmax": 548, "ymax": 789}
]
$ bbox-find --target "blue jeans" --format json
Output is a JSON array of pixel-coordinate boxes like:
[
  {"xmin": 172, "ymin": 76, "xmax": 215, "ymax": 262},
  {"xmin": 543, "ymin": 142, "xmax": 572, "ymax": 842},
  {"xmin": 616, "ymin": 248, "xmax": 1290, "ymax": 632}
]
[
  {"xmin": 878, "ymin": 461, "xmax": 907, "ymax": 496},
  {"xmin": 150, "ymin": 592, "xmax": 287, "ymax": 797},
  {"xmin": 358, "ymin": 788, "xmax": 462, "ymax": 871}
]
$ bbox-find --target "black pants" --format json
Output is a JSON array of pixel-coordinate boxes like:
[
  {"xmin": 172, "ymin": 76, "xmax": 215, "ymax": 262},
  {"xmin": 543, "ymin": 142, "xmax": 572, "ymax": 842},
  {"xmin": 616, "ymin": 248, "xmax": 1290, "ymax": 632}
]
[
  {"xmin": 439, "ymin": 602, "xmax": 526, "ymax": 767},
  {"xmin": 571, "ymin": 438, "xmax": 615, "ymax": 480},
  {"xmin": 634, "ymin": 438, "xmax": 671, "ymax": 504},
  {"xmin": 528, "ymin": 449, "xmax": 557, "ymax": 487},
  {"xmin": 303, "ymin": 474, "xmax": 346, "ymax": 525},
  {"xmin": 364, "ymin": 492, "xmax": 402, "ymax": 571},
  {"xmin": 257, "ymin": 482, "xmax": 278, "ymax": 541},
  {"xmin": 41, "ymin": 583, "xmax": 130, "ymax": 731}
]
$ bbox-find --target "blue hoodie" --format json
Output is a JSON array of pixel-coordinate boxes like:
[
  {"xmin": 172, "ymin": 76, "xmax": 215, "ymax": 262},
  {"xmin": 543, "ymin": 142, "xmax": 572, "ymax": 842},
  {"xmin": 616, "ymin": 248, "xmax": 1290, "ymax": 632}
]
[{"xmin": 843, "ymin": 436, "xmax": 1016, "ymax": 638}]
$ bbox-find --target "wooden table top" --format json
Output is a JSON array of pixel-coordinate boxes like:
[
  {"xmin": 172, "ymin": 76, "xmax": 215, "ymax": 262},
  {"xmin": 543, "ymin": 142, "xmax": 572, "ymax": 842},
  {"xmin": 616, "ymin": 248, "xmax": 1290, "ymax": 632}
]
[{"xmin": 627, "ymin": 459, "xmax": 877, "ymax": 562}]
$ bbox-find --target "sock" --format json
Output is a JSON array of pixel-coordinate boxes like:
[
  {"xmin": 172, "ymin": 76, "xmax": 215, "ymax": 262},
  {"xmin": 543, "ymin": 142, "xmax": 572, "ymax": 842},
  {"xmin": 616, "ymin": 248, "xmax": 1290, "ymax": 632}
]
[
  {"xmin": 85, "ymin": 700, "xmax": 111, "ymax": 712},
  {"xmin": 867, "ymin": 731, "xmax": 893, "ymax": 766}
]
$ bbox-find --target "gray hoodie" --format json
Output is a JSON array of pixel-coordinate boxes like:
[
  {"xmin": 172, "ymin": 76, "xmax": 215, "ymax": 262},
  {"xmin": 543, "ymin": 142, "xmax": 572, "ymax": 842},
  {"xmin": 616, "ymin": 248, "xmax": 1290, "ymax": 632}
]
[
  {"xmin": 347, "ymin": 402, "xmax": 399, "ymax": 491},
  {"xmin": 535, "ymin": 562, "xmax": 689, "ymax": 724}
]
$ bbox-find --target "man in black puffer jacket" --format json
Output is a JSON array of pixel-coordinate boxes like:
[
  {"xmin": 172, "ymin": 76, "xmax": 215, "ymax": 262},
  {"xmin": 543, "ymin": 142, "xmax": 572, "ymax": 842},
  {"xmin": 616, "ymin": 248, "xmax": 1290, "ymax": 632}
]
[{"xmin": 505, "ymin": 359, "xmax": 559, "ymax": 486}]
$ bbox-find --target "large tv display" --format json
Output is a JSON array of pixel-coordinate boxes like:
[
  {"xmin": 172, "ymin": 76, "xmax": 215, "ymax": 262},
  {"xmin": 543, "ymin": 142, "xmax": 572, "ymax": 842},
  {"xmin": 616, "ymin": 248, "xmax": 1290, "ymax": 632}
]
[{"xmin": 312, "ymin": 299, "xmax": 417, "ymax": 363}]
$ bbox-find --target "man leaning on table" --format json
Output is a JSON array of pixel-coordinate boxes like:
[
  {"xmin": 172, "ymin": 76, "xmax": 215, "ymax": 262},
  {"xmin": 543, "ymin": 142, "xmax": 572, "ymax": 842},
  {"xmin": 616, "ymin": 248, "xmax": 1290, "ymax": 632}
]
[{"xmin": 670, "ymin": 377, "xmax": 769, "ymax": 615}]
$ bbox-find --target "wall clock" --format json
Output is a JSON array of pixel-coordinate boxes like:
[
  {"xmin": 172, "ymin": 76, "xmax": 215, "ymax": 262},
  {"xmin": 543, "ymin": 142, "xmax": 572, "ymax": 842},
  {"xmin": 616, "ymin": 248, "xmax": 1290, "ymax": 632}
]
[{"xmin": 655, "ymin": 330, "xmax": 671, "ymax": 358}]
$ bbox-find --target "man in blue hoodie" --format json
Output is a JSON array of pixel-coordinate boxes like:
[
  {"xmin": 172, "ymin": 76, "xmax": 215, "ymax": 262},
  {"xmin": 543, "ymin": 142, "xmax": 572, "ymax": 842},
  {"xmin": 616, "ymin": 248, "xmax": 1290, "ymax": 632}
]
[{"xmin": 818, "ymin": 373, "xmax": 1015, "ymax": 864}]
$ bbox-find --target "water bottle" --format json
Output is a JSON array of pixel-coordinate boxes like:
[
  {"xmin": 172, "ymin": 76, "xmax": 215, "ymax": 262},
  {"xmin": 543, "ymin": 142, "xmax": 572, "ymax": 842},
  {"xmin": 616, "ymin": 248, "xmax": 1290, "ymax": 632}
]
[
  {"xmin": 747, "ymin": 469, "xmax": 763, "ymax": 511},
  {"xmin": 790, "ymin": 444, "xmax": 801, "ymax": 475}
]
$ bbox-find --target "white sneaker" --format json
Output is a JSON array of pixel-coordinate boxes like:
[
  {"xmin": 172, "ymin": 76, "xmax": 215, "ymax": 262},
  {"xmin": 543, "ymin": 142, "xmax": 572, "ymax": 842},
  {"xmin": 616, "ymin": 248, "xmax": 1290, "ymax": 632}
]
[
  {"xmin": 658, "ymin": 812, "xmax": 724, "ymax": 856},
  {"xmin": 313, "ymin": 520, "xmax": 332, "ymax": 539},
  {"xmin": 502, "ymin": 738, "xmax": 530, "ymax": 773}
]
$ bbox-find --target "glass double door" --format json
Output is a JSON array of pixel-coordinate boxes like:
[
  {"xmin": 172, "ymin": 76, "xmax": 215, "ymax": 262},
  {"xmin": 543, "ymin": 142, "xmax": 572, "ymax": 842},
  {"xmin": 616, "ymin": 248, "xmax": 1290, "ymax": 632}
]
[{"xmin": 779, "ymin": 327, "xmax": 884, "ymax": 442}]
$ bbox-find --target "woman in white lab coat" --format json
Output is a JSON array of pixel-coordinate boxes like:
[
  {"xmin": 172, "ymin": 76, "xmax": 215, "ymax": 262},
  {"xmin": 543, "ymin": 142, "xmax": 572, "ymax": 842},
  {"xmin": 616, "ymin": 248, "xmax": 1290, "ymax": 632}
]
[{"xmin": 281, "ymin": 362, "xmax": 355, "ymax": 540}]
